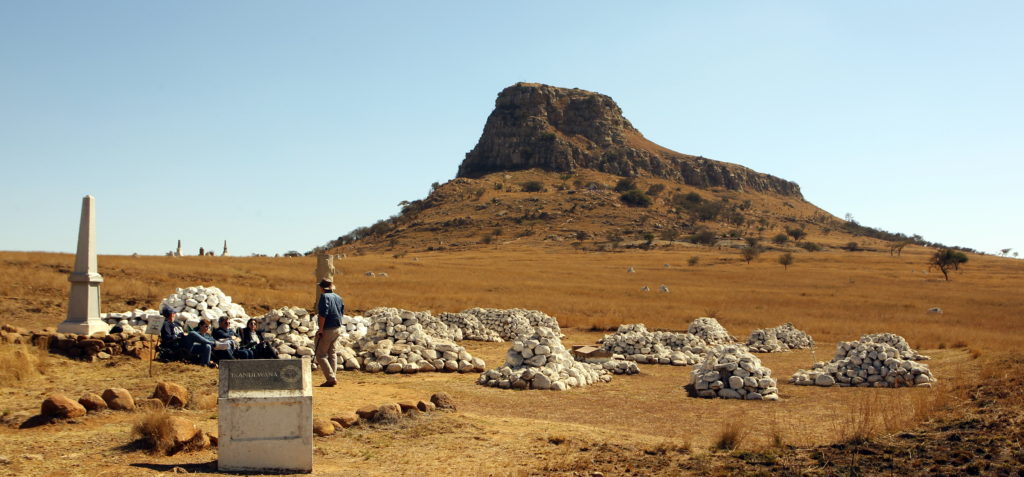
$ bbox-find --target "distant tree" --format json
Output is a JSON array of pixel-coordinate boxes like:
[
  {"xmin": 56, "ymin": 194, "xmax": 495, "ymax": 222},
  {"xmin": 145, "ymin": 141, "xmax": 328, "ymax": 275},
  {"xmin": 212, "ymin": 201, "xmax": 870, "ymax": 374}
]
[
  {"xmin": 744, "ymin": 237, "xmax": 761, "ymax": 248},
  {"xmin": 1014, "ymin": 251, "xmax": 1019, "ymax": 258},
  {"xmin": 785, "ymin": 226, "xmax": 807, "ymax": 242},
  {"xmin": 283, "ymin": 250, "xmax": 302, "ymax": 258},
  {"xmin": 614, "ymin": 178, "xmax": 637, "ymax": 192},
  {"xmin": 797, "ymin": 242, "xmax": 822, "ymax": 252},
  {"xmin": 575, "ymin": 230, "xmax": 589, "ymax": 242},
  {"xmin": 695, "ymin": 201, "xmax": 724, "ymax": 221},
  {"xmin": 890, "ymin": 241, "xmax": 910, "ymax": 256},
  {"xmin": 430, "ymin": 181, "xmax": 441, "ymax": 192},
  {"xmin": 740, "ymin": 246, "xmax": 761, "ymax": 264},
  {"xmin": 619, "ymin": 190, "xmax": 652, "ymax": 207},
  {"xmin": 1000, "ymin": 248, "xmax": 1012, "ymax": 257},
  {"xmin": 687, "ymin": 255, "xmax": 699, "ymax": 266},
  {"xmin": 845, "ymin": 241, "xmax": 859, "ymax": 251},
  {"xmin": 772, "ymin": 233, "xmax": 789, "ymax": 246},
  {"xmin": 778, "ymin": 252, "xmax": 794, "ymax": 270},
  {"xmin": 929, "ymin": 249, "xmax": 968, "ymax": 281},
  {"xmin": 660, "ymin": 229, "xmax": 679, "ymax": 241}
]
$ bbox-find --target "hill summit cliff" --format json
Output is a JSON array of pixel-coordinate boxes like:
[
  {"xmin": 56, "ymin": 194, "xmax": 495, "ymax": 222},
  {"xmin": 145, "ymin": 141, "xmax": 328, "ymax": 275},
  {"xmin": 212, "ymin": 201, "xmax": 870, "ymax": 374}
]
[{"xmin": 457, "ymin": 83, "xmax": 802, "ymax": 198}]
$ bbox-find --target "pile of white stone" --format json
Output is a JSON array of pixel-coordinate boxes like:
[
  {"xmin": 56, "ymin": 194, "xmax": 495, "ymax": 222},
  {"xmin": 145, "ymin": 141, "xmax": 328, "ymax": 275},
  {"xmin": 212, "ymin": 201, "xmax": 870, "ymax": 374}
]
[
  {"xmin": 599, "ymin": 324, "xmax": 705, "ymax": 365},
  {"xmin": 860, "ymin": 333, "xmax": 929, "ymax": 360},
  {"xmin": 101, "ymin": 308, "xmax": 162, "ymax": 334},
  {"xmin": 462, "ymin": 307, "xmax": 563, "ymax": 340},
  {"xmin": 258, "ymin": 307, "xmax": 317, "ymax": 358},
  {"xmin": 790, "ymin": 337, "xmax": 935, "ymax": 388},
  {"xmin": 160, "ymin": 286, "xmax": 250, "ymax": 328},
  {"xmin": 437, "ymin": 312, "xmax": 503, "ymax": 342},
  {"xmin": 692, "ymin": 345, "xmax": 779, "ymax": 400},
  {"xmin": 746, "ymin": 323, "xmax": 815, "ymax": 353},
  {"xmin": 600, "ymin": 358, "xmax": 640, "ymax": 375},
  {"xmin": 688, "ymin": 317, "xmax": 734, "ymax": 345},
  {"xmin": 478, "ymin": 326, "xmax": 610, "ymax": 390},
  {"xmin": 357, "ymin": 307, "xmax": 485, "ymax": 373}
]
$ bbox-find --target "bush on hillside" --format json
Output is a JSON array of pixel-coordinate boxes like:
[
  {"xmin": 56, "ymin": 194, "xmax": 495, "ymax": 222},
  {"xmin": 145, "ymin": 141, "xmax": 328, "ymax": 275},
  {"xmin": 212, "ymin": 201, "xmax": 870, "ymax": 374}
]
[{"xmin": 619, "ymin": 190, "xmax": 652, "ymax": 207}]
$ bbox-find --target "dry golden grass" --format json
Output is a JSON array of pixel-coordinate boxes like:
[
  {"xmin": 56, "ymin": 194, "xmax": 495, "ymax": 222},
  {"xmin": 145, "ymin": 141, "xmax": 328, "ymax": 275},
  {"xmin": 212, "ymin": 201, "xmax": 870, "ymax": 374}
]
[{"xmin": 0, "ymin": 343, "xmax": 49, "ymax": 384}]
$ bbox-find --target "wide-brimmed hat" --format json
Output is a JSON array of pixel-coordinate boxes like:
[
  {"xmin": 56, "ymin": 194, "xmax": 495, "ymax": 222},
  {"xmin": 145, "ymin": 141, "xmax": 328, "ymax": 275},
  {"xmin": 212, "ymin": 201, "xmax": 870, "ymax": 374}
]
[{"xmin": 318, "ymin": 279, "xmax": 334, "ymax": 289}]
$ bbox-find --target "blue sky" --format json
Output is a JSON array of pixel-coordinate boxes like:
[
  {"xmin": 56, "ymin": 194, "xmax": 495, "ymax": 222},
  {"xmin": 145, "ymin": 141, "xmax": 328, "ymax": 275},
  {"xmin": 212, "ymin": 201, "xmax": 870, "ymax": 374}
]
[{"xmin": 1, "ymin": 2, "xmax": 1020, "ymax": 256}]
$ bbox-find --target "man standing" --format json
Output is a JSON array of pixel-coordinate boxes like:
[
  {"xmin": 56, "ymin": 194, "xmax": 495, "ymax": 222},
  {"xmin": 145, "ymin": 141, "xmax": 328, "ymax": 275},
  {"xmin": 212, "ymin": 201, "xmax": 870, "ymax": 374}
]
[{"xmin": 314, "ymin": 279, "xmax": 344, "ymax": 387}]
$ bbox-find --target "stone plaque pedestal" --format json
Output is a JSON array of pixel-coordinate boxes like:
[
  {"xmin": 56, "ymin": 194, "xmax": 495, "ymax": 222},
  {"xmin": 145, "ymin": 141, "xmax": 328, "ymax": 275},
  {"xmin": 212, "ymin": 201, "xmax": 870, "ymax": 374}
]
[{"xmin": 218, "ymin": 359, "xmax": 313, "ymax": 473}]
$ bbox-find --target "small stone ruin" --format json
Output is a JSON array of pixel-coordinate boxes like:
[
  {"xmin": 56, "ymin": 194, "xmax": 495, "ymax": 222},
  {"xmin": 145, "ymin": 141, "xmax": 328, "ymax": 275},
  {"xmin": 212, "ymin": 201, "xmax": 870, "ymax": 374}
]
[
  {"xmin": 599, "ymin": 324, "xmax": 705, "ymax": 365},
  {"xmin": 746, "ymin": 323, "xmax": 815, "ymax": 353},
  {"xmin": 790, "ymin": 337, "xmax": 935, "ymax": 388},
  {"xmin": 478, "ymin": 326, "xmax": 610, "ymax": 390},
  {"xmin": 687, "ymin": 317, "xmax": 734, "ymax": 345},
  {"xmin": 692, "ymin": 345, "xmax": 779, "ymax": 400}
]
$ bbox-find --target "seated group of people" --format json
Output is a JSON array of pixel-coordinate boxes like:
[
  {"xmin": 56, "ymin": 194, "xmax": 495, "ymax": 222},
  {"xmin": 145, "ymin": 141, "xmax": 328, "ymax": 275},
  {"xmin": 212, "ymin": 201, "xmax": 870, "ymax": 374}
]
[{"xmin": 158, "ymin": 308, "xmax": 272, "ymax": 367}]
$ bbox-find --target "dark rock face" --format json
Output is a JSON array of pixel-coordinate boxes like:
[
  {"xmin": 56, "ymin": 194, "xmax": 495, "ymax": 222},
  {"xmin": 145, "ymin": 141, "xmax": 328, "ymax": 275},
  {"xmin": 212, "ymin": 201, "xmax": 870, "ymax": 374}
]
[{"xmin": 457, "ymin": 83, "xmax": 802, "ymax": 198}]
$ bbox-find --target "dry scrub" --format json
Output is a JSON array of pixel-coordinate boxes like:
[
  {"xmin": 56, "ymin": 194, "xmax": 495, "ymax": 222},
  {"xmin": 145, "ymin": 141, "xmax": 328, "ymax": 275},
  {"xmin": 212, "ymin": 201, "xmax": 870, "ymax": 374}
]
[{"xmin": 0, "ymin": 343, "xmax": 49, "ymax": 384}]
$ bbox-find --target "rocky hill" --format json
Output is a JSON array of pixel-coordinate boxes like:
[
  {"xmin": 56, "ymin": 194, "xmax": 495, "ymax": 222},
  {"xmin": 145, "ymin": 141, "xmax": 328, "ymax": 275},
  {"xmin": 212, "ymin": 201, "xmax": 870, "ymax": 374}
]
[
  {"xmin": 457, "ymin": 83, "xmax": 802, "ymax": 197},
  {"xmin": 322, "ymin": 83, "xmax": 914, "ymax": 254}
]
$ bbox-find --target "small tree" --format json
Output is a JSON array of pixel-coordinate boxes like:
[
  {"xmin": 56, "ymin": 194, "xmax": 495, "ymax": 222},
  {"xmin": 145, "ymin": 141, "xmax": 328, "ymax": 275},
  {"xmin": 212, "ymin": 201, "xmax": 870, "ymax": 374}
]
[
  {"xmin": 785, "ymin": 226, "xmax": 807, "ymax": 242},
  {"xmin": 520, "ymin": 181, "xmax": 545, "ymax": 192},
  {"xmin": 614, "ymin": 178, "xmax": 637, "ymax": 192},
  {"xmin": 744, "ymin": 237, "xmax": 761, "ymax": 248},
  {"xmin": 645, "ymin": 183, "xmax": 666, "ymax": 197},
  {"xmin": 689, "ymin": 228, "xmax": 716, "ymax": 245},
  {"xmin": 778, "ymin": 252, "xmax": 794, "ymax": 270},
  {"xmin": 890, "ymin": 241, "xmax": 910, "ymax": 256},
  {"xmin": 740, "ymin": 246, "xmax": 761, "ymax": 264},
  {"xmin": 687, "ymin": 256, "xmax": 699, "ymax": 266},
  {"xmin": 772, "ymin": 233, "xmax": 789, "ymax": 245},
  {"xmin": 929, "ymin": 249, "xmax": 968, "ymax": 281},
  {"xmin": 1000, "ymin": 248, "xmax": 1012, "ymax": 257}
]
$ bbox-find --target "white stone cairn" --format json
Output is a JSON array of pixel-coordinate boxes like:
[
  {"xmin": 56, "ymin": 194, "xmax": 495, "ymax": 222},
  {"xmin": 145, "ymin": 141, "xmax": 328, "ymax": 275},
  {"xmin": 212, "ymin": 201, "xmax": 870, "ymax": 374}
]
[
  {"xmin": 257, "ymin": 307, "xmax": 317, "ymax": 359},
  {"xmin": 599, "ymin": 324, "xmax": 705, "ymax": 365},
  {"xmin": 692, "ymin": 345, "xmax": 779, "ymax": 400},
  {"xmin": 59, "ymin": 195, "xmax": 109, "ymax": 336},
  {"xmin": 159, "ymin": 286, "xmax": 250, "ymax": 329},
  {"xmin": 461, "ymin": 307, "xmax": 563, "ymax": 340},
  {"xmin": 790, "ymin": 338, "xmax": 936, "ymax": 388},
  {"xmin": 478, "ymin": 326, "xmax": 610, "ymax": 390},
  {"xmin": 687, "ymin": 317, "xmax": 734, "ymax": 345},
  {"xmin": 357, "ymin": 307, "xmax": 485, "ymax": 374},
  {"xmin": 746, "ymin": 323, "xmax": 815, "ymax": 353},
  {"xmin": 600, "ymin": 357, "xmax": 640, "ymax": 375},
  {"xmin": 859, "ymin": 333, "xmax": 929, "ymax": 360},
  {"xmin": 438, "ymin": 312, "xmax": 503, "ymax": 342}
]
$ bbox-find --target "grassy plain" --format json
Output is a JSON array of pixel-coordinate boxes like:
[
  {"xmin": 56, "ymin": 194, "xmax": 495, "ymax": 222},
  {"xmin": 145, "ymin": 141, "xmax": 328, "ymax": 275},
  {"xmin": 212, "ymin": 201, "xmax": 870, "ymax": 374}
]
[{"xmin": 0, "ymin": 246, "xmax": 1022, "ymax": 475}]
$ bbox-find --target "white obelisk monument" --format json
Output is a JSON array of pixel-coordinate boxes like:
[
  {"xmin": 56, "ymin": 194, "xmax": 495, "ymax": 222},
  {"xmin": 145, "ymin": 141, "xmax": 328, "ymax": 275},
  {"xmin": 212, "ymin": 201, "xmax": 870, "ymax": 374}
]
[{"xmin": 58, "ymin": 195, "xmax": 107, "ymax": 335}]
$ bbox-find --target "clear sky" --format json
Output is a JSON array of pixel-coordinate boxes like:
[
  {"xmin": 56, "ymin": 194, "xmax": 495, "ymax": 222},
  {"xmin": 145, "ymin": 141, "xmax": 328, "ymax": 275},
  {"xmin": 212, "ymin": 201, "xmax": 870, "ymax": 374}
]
[{"xmin": 1, "ymin": 2, "xmax": 1020, "ymax": 256}]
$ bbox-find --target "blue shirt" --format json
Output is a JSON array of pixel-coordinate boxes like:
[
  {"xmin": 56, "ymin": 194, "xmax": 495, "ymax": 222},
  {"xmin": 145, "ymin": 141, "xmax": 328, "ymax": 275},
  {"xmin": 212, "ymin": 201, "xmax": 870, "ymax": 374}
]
[{"xmin": 317, "ymin": 292, "xmax": 344, "ymax": 329}]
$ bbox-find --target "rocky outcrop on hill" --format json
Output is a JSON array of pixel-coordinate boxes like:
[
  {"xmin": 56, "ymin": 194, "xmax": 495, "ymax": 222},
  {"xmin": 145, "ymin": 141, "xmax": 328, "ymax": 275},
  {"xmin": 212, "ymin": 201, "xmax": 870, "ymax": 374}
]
[{"xmin": 457, "ymin": 83, "xmax": 802, "ymax": 197}]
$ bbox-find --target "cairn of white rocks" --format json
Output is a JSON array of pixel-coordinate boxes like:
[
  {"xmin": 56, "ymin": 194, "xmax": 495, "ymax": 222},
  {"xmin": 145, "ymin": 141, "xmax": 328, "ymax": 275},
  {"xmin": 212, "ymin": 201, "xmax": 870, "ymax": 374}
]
[
  {"xmin": 478, "ymin": 326, "xmax": 610, "ymax": 390},
  {"xmin": 790, "ymin": 339, "xmax": 935, "ymax": 388},
  {"xmin": 462, "ymin": 307, "xmax": 563, "ymax": 340},
  {"xmin": 599, "ymin": 324, "xmax": 705, "ymax": 365},
  {"xmin": 357, "ymin": 308, "xmax": 485, "ymax": 374},
  {"xmin": 746, "ymin": 323, "xmax": 815, "ymax": 353},
  {"xmin": 101, "ymin": 308, "xmax": 162, "ymax": 334},
  {"xmin": 692, "ymin": 345, "xmax": 779, "ymax": 400},
  {"xmin": 258, "ymin": 307, "xmax": 318, "ymax": 359},
  {"xmin": 160, "ymin": 286, "xmax": 250, "ymax": 329},
  {"xmin": 860, "ymin": 333, "xmax": 929, "ymax": 360},
  {"xmin": 599, "ymin": 358, "xmax": 640, "ymax": 375},
  {"xmin": 687, "ymin": 317, "xmax": 734, "ymax": 345},
  {"xmin": 437, "ymin": 312, "xmax": 503, "ymax": 342},
  {"xmin": 102, "ymin": 286, "xmax": 250, "ymax": 333}
]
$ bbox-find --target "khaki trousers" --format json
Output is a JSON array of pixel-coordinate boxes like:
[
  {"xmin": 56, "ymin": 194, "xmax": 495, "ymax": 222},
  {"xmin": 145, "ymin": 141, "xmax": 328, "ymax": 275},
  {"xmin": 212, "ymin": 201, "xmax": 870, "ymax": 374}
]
[{"xmin": 315, "ymin": 327, "xmax": 341, "ymax": 383}]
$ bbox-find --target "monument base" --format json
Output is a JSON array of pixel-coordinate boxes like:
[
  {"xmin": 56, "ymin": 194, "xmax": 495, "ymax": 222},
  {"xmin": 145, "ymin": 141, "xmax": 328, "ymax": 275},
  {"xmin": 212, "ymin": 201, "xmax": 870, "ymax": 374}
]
[{"xmin": 57, "ymin": 318, "xmax": 109, "ymax": 336}]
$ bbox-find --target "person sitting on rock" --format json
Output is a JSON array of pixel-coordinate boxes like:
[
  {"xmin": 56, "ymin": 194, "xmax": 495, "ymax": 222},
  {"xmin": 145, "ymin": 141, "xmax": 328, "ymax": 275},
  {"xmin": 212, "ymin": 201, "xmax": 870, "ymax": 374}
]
[
  {"xmin": 180, "ymin": 319, "xmax": 218, "ymax": 368},
  {"xmin": 240, "ymin": 318, "xmax": 274, "ymax": 359},
  {"xmin": 213, "ymin": 318, "xmax": 252, "ymax": 359},
  {"xmin": 157, "ymin": 308, "xmax": 187, "ymax": 361}
]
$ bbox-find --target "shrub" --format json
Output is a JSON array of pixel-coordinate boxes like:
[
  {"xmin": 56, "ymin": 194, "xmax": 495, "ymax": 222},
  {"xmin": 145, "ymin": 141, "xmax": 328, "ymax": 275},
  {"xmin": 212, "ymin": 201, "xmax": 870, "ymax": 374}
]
[
  {"xmin": 689, "ymin": 228, "xmax": 716, "ymax": 245},
  {"xmin": 714, "ymin": 420, "xmax": 748, "ymax": 451},
  {"xmin": 744, "ymin": 237, "xmax": 761, "ymax": 248},
  {"xmin": 687, "ymin": 256, "xmax": 699, "ymax": 266},
  {"xmin": 645, "ymin": 183, "xmax": 666, "ymax": 196},
  {"xmin": 929, "ymin": 248, "xmax": 968, "ymax": 281},
  {"xmin": 520, "ymin": 181, "xmax": 544, "ymax": 193},
  {"xmin": 614, "ymin": 178, "xmax": 637, "ymax": 192},
  {"xmin": 771, "ymin": 233, "xmax": 789, "ymax": 245},
  {"xmin": 797, "ymin": 241, "xmax": 822, "ymax": 252},
  {"xmin": 695, "ymin": 201, "xmax": 724, "ymax": 221},
  {"xmin": 845, "ymin": 241, "xmax": 859, "ymax": 251},
  {"xmin": 619, "ymin": 190, "xmax": 652, "ymax": 207},
  {"xmin": 785, "ymin": 226, "xmax": 807, "ymax": 241},
  {"xmin": 660, "ymin": 229, "xmax": 679, "ymax": 241}
]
